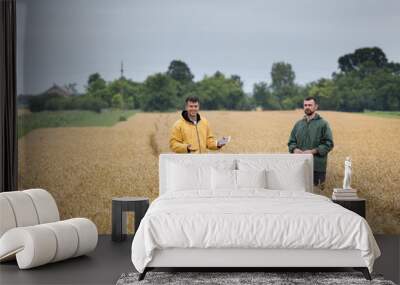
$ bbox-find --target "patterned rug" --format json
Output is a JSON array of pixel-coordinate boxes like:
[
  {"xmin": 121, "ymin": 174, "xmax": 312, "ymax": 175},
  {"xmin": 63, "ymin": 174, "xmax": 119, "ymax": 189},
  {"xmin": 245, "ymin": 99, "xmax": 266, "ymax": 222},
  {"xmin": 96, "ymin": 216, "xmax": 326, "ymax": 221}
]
[{"xmin": 116, "ymin": 271, "xmax": 396, "ymax": 285}]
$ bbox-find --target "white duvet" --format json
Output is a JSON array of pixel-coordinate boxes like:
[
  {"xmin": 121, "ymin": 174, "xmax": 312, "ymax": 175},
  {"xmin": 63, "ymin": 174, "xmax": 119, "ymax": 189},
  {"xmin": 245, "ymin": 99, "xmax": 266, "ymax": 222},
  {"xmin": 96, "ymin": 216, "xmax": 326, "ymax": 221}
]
[{"xmin": 131, "ymin": 190, "xmax": 380, "ymax": 273}]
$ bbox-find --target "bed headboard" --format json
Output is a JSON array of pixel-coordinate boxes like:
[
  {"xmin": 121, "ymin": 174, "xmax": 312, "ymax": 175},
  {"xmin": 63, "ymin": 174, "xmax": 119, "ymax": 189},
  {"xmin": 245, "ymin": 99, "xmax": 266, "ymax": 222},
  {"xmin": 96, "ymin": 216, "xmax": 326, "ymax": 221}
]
[{"xmin": 159, "ymin": 153, "xmax": 314, "ymax": 195}]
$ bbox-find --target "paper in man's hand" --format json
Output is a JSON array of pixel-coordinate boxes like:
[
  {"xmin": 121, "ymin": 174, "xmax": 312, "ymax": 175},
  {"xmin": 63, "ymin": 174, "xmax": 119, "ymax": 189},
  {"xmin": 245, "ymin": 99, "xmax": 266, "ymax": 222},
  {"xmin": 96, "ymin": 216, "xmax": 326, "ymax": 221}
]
[{"xmin": 217, "ymin": 136, "xmax": 231, "ymax": 146}]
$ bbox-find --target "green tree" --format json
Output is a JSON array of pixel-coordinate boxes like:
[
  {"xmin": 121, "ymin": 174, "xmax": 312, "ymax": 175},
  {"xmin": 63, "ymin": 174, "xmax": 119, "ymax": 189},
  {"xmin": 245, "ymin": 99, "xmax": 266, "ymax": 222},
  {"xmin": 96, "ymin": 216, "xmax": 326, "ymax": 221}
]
[
  {"xmin": 330, "ymin": 47, "xmax": 400, "ymax": 111},
  {"xmin": 167, "ymin": 60, "xmax": 194, "ymax": 84},
  {"xmin": 270, "ymin": 62, "xmax": 298, "ymax": 106},
  {"xmin": 338, "ymin": 47, "xmax": 388, "ymax": 74},
  {"xmin": 307, "ymin": 78, "xmax": 337, "ymax": 110},
  {"xmin": 107, "ymin": 78, "xmax": 141, "ymax": 109},
  {"xmin": 87, "ymin": 73, "xmax": 106, "ymax": 92},
  {"xmin": 166, "ymin": 60, "xmax": 196, "ymax": 101},
  {"xmin": 195, "ymin": 72, "xmax": 248, "ymax": 110},
  {"xmin": 142, "ymin": 73, "xmax": 178, "ymax": 111},
  {"xmin": 252, "ymin": 82, "xmax": 280, "ymax": 110},
  {"xmin": 331, "ymin": 72, "xmax": 366, "ymax": 112},
  {"xmin": 86, "ymin": 73, "xmax": 112, "ymax": 106},
  {"xmin": 271, "ymin": 62, "xmax": 295, "ymax": 90},
  {"xmin": 112, "ymin": 93, "xmax": 124, "ymax": 109},
  {"xmin": 125, "ymin": 96, "xmax": 135, "ymax": 109},
  {"xmin": 230, "ymin": 74, "xmax": 244, "ymax": 88},
  {"xmin": 369, "ymin": 69, "xmax": 400, "ymax": 110}
]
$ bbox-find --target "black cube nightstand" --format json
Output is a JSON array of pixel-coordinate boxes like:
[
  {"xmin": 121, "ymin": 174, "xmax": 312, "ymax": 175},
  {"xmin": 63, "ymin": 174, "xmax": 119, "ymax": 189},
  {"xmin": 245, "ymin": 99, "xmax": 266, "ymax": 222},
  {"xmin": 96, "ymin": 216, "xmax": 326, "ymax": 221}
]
[
  {"xmin": 112, "ymin": 197, "xmax": 149, "ymax": 242},
  {"xmin": 332, "ymin": 198, "xmax": 366, "ymax": 218}
]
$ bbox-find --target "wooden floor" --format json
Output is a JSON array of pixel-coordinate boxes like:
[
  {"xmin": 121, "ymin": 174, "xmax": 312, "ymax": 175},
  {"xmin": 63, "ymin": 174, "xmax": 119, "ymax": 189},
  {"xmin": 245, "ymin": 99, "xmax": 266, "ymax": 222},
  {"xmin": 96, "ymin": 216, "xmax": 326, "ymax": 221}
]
[{"xmin": 0, "ymin": 235, "xmax": 399, "ymax": 285}]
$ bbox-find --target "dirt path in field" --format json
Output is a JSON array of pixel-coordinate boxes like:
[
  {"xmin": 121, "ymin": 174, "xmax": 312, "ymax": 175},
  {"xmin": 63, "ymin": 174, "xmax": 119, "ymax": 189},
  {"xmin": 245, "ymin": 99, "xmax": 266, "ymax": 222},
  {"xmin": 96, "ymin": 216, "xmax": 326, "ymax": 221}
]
[{"xmin": 18, "ymin": 110, "xmax": 400, "ymax": 234}]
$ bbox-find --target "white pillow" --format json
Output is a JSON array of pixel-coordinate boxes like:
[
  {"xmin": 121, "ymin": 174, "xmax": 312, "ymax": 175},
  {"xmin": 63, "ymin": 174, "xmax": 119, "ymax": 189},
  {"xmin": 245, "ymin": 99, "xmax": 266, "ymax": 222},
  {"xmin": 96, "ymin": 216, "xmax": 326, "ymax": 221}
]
[
  {"xmin": 211, "ymin": 168, "xmax": 237, "ymax": 190},
  {"xmin": 237, "ymin": 159, "xmax": 307, "ymax": 191},
  {"xmin": 266, "ymin": 164, "xmax": 307, "ymax": 191},
  {"xmin": 167, "ymin": 162, "xmax": 212, "ymax": 191},
  {"xmin": 236, "ymin": 169, "xmax": 267, "ymax": 189}
]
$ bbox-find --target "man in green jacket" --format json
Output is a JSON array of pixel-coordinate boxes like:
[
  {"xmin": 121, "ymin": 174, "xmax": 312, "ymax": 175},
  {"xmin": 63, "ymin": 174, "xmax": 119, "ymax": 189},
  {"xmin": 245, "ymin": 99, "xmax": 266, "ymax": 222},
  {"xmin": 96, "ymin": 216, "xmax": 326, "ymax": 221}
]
[{"xmin": 288, "ymin": 96, "xmax": 334, "ymax": 190}]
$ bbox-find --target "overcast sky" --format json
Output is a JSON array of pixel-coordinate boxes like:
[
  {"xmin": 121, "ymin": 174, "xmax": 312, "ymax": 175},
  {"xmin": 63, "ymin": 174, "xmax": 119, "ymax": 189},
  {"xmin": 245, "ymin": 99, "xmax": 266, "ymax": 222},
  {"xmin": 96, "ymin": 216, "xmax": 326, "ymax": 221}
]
[{"xmin": 17, "ymin": 0, "xmax": 400, "ymax": 94}]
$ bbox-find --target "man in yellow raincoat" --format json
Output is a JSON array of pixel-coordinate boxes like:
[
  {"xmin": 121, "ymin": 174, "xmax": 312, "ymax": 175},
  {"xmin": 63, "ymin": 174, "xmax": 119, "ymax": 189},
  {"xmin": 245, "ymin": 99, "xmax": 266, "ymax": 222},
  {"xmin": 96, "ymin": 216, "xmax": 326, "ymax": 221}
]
[{"xmin": 169, "ymin": 96, "xmax": 229, "ymax": 153}]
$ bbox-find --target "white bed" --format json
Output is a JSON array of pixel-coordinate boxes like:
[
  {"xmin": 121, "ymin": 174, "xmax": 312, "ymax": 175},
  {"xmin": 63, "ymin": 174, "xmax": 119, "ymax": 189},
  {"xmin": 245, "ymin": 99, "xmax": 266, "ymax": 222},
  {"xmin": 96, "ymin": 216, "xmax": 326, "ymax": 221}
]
[{"xmin": 131, "ymin": 154, "xmax": 380, "ymax": 280}]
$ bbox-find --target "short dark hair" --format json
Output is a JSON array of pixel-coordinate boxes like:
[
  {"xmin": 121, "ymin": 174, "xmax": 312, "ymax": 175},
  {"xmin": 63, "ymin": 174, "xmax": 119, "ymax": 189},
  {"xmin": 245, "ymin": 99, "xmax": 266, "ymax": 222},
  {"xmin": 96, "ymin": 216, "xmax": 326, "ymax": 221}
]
[
  {"xmin": 185, "ymin": 96, "xmax": 200, "ymax": 104},
  {"xmin": 304, "ymin": 96, "xmax": 318, "ymax": 104}
]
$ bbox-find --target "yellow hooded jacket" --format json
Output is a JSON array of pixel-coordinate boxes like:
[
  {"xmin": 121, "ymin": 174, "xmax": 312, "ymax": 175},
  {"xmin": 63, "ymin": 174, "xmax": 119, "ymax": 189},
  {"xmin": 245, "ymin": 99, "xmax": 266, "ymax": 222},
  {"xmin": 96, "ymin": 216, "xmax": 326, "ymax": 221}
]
[{"xmin": 169, "ymin": 111, "xmax": 220, "ymax": 153}]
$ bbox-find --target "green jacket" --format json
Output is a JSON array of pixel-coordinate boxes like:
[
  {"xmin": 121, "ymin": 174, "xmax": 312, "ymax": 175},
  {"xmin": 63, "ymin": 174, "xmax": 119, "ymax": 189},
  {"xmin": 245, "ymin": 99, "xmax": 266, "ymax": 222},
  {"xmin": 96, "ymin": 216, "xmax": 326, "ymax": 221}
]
[{"xmin": 288, "ymin": 113, "xmax": 334, "ymax": 172}]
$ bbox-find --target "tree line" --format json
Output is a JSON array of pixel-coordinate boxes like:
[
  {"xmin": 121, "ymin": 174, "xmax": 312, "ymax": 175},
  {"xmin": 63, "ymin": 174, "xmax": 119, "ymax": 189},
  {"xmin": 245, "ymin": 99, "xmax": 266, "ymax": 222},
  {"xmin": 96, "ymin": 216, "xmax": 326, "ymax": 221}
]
[{"xmin": 26, "ymin": 46, "xmax": 400, "ymax": 112}]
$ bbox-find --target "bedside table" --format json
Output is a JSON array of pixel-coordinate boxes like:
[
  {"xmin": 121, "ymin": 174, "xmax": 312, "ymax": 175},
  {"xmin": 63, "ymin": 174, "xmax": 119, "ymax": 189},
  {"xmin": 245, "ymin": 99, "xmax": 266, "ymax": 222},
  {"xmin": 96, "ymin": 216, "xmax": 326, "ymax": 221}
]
[
  {"xmin": 332, "ymin": 198, "xmax": 366, "ymax": 218},
  {"xmin": 112, "ymin": 197, "xmax": 149, "ymax": 242}
]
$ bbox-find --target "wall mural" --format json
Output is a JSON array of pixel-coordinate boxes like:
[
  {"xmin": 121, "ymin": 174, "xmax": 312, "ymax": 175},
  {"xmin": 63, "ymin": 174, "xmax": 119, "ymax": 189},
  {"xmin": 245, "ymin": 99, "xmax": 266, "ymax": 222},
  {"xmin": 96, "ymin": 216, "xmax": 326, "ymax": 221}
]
[{"xmin": 17, "ymin": 0, "xmax": 400, "ymax": 234}]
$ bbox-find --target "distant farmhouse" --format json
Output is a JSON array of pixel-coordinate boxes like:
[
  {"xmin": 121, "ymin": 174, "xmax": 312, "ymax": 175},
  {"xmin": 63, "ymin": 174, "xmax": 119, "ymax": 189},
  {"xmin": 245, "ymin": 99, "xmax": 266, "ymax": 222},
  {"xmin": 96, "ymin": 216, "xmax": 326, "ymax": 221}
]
[
  {"xmin": 18, "ymin": 84, "xmax": 75, "ymax": 107},
  {"xmin": 43, "ymin": 84, "xmax": 73, "ymax": 97}
]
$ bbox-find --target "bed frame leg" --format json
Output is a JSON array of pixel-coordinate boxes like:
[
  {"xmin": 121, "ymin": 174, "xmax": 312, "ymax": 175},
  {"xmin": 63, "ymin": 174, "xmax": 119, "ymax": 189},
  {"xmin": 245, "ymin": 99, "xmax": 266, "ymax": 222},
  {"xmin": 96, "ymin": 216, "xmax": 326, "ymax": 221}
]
[
  {"xmin": 354, "ymin": 267, "xmax": 371, "ymax": 280},
  {"xmin": 138, "ymin": 268, "xmax": 148, "ymax": 281}
]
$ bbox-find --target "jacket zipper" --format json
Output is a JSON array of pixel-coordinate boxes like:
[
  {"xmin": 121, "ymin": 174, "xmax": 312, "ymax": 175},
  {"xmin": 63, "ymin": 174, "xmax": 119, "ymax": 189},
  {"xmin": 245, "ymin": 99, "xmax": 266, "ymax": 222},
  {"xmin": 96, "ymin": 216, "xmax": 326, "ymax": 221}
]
[{"xmin": 195, "ymin": 123, "xmax": 202, "ymax": 153}]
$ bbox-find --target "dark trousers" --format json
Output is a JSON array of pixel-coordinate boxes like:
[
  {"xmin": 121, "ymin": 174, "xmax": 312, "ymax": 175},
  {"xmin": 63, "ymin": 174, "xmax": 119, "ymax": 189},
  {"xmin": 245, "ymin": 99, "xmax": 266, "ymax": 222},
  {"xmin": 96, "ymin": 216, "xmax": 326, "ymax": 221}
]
[{"xmin": 313, "ymin": 171, "xmax": 326, "ymax": 190}]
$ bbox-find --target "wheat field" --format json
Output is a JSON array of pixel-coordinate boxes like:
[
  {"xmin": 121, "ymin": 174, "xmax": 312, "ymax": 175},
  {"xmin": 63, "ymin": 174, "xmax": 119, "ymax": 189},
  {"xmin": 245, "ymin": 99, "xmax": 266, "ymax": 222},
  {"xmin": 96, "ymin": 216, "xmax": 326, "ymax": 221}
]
[{"xmin": 18, "ymin": 110, "xmax": 400, "ymax": 234}]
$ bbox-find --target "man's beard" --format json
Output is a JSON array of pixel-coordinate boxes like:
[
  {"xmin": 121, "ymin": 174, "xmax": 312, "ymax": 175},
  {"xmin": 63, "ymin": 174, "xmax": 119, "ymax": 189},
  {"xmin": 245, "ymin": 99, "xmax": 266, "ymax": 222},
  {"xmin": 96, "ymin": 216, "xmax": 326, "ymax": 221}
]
[{"xmin": 304, "ymin": 109, "xmax": 314, "ymax": 116}]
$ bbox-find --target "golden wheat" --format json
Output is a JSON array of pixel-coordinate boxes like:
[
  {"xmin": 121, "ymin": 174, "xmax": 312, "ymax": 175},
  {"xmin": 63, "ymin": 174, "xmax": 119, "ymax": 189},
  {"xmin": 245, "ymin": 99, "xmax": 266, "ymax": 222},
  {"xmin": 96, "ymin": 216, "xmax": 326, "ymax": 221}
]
[{"xmin": 18, "ymin": 110, "xmax": 400, "ymax": 234}]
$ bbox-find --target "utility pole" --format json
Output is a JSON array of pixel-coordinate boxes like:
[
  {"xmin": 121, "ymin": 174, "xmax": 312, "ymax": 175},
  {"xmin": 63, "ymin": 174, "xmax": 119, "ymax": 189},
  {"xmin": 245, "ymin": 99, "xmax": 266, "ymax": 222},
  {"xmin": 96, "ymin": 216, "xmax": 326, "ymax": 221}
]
[{"xmin": 120, "ymin": 61, "xmax": 124, "ymax": 79}]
